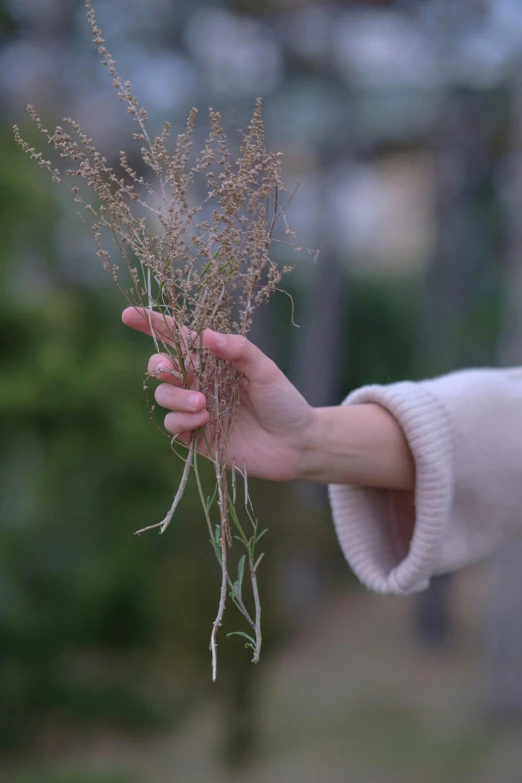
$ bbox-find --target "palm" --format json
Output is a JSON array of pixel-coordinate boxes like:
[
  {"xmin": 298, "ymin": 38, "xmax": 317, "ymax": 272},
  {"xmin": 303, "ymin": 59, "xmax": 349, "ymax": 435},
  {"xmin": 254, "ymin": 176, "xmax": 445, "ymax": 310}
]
[{"xmin": 224, "ymin": 373, "xmax": 314, "ymax": 482}]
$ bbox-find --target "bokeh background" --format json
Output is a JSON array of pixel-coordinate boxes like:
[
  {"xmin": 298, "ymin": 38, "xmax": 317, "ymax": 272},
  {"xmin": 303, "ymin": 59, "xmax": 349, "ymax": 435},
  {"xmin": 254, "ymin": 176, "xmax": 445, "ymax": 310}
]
[{"xmin": 2, "ymin": 0, "xmax": 522, "ymax": 781}]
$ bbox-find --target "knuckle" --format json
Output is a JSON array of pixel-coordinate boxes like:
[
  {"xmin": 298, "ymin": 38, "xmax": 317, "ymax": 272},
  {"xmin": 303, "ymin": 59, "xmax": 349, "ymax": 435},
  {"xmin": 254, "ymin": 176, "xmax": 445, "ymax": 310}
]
[{"xmin": 148, "ymin": 353, "xmax": 168, "ymax": 374}]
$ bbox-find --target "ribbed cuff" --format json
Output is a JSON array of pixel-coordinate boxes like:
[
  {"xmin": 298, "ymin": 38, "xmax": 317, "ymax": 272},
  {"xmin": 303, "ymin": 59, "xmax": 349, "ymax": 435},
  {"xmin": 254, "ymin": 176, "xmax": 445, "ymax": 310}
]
[{"xmin": 328, "ymin": 382, "xmax": 455, "ymax": 595}]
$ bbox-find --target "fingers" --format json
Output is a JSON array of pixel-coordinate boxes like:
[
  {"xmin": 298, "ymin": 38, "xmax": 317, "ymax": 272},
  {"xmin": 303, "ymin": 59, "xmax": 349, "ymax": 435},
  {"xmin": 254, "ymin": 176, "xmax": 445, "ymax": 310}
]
[
  {"xmin": 155, "ymin": 383, "xmax": 206, "ymax": 414},
  {"xmin": 153, "ymin": 369, "xmax": 208, "ymax": 436},
  {"xmin": 164, "ymin": 409, "xmax": 209, "ymax": 435},
  {"xmin": 122, "ymin": 307, "xmax": 197, "ymax": 351},
  {"xmin": 148, "ymin": 352, "xmax": 199, "ymax": 390},
  {"xmin": 122, "ymin": 307, "xmax": 178, "ymax": 346},
  {"xmin": 125, "ymin": 308, "xmax": 277, "ymax": 387},
  {"xmin": 127, "ymin": 310, "xmax": 210, "ymax": 439},
  {"xmin": 202, "ymin": 329, "xmax": 280, "ymax": 385},
  {"xmin": 147, "ymin": 353, "xmax": 182, "ymax": 386},
  {"xmin": 124, "ymin": 309, "xmax": 274, "ymax": 385}
]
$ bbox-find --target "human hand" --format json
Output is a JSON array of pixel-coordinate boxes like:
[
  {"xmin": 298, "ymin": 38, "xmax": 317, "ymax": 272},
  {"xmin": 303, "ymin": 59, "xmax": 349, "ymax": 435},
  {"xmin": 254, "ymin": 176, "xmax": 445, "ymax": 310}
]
[
  {"xmin": 122, "ymin": 308, "xmax": 414, "ymax": 490},
  {"xmin": 122, "ymin": 307, "xmax": 316, "ymax": 482}
]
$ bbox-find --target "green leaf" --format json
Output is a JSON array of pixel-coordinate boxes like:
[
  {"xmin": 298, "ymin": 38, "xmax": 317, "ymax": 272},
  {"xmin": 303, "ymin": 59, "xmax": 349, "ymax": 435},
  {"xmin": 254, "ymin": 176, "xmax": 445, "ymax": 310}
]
[
  {"xmin": 228, "ymin": 501, "xmax": 239, "ymax": 525},
  {"xmin": 205, "ymin": 484, "xmax": 218, "ymax": 512},
  {"xmin": 227, "ymin": 631, "xmax": 256, "ymax": 646},
  {"xmin": 210, "ymin": 538, "xmax": 222, "ymax": 564},
  {"xmin": 227, "ymin": 496, "xmax": 249, "ymax": 546},
  {"xmin": 200, "ymin": 260, "xmax": 212, "ymax": 277},
  {"xmin": 237, "ymin": 555, "xmax": 245, "ymax": 598},
  {"xmin": 255, "ymin": 528, "xmax": 268, "ymax": 545}
]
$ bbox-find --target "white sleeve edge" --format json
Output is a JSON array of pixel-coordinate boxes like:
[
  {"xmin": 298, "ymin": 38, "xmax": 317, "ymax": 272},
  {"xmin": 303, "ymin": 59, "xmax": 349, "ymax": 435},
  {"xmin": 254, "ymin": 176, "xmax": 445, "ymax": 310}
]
[{"xmin": 328, "ymin": 382, "xmax": 455, "ymax": 595}]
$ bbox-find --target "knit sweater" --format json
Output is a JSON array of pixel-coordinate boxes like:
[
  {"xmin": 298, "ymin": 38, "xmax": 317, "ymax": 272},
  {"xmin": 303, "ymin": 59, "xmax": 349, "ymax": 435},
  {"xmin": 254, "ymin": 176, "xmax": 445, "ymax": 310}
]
[{"xmin": 328, "ymin": 367, "xmax": 522, "ymax": 595}]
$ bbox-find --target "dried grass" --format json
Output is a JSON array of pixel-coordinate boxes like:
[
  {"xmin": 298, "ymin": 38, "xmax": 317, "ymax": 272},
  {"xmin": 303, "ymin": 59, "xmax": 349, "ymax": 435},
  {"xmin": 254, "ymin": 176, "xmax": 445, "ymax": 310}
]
[{"xmin": 14, "ymin": 0, "xmax": 309, "ymax": 680}]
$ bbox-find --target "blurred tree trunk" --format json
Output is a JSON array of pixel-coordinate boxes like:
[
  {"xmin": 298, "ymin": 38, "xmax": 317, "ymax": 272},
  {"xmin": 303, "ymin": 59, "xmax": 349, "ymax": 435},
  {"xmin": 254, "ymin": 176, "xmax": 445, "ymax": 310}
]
[
  {"xmin": 415, "ymin": 90, "xmax": 498, "ymax": 648},
  {"xmin": 418, "ymin": 90, "xmax": 499, "ymax": 377},
  {"xmin": 290, "ymin": 165, "xmax": 349, "ymax": 497},
  {"xmin": 292, "ymin": 245, "xmax": 346, "ymax": 413},
  {"xmin": 281, "ymin": 154, "xmax": 349, "ymax": 621},
  {"xmin": 483, "ymin": 68, "xmax": 522, "ymax": 719}
]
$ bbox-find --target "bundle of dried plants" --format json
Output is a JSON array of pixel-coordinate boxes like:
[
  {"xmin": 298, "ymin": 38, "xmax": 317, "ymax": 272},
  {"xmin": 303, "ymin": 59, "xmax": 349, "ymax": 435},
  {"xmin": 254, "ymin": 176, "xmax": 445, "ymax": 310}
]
[{"xmin": 14, "ymin": 0, "xmax": 308, "ymax": 680}]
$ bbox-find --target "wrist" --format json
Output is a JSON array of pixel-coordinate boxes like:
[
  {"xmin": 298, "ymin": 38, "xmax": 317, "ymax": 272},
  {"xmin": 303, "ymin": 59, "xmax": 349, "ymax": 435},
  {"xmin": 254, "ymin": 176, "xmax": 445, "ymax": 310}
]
[
  {"xmin": 296, "ymin": 403, "xmax": 415, "ymax": 490},
  {"xmin": 297, "ymin": 406, "xmax": 359, "ymax": 484}
]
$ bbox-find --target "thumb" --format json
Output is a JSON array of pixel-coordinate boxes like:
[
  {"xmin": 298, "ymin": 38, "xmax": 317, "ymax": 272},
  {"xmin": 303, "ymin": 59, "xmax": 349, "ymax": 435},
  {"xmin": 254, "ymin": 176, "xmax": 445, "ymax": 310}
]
[{"xmin": 203, "ymin": 330, "xmax": 280, "ymax": 385}]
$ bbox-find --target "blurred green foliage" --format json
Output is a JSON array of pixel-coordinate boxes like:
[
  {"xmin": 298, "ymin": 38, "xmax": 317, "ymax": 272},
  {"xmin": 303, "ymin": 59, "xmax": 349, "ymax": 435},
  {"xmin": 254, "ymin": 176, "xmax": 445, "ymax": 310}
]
[{"xmin": 0, "ymin": 127, "xmax": 287, "ymax": 761}]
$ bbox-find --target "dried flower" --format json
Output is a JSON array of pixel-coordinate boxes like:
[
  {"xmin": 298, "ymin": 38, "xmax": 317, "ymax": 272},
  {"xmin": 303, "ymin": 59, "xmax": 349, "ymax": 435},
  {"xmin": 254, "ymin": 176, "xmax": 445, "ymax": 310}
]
[{"xmin": 14, "ymin": 0, "xmax": 306, "ymax": 681}]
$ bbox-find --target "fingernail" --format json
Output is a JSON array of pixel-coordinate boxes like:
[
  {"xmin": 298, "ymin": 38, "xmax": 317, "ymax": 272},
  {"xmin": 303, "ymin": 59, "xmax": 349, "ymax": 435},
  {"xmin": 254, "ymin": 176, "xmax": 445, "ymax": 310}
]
[
  {"xmin": 157, "ymin": 362, "xmax": 169, "ymax": 373},
  {"xmin": 188, "ymin": 393, "xmax": 201, "ymax": 410}
]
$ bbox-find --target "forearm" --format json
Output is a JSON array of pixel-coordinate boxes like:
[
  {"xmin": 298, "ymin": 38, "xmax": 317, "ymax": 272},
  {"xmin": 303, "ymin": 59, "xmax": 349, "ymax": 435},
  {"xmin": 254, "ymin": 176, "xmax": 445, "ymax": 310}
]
[{"xmin": 299, "ymin": 404, "xmax": 415, "ymax": 490}]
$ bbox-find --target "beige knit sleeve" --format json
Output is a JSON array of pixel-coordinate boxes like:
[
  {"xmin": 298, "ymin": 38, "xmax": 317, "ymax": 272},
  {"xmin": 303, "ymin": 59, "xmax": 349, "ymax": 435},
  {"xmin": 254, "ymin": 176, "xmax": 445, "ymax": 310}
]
[{"xmin": 328, "ymin": 368, "xmax": 522, "ymax": 595}]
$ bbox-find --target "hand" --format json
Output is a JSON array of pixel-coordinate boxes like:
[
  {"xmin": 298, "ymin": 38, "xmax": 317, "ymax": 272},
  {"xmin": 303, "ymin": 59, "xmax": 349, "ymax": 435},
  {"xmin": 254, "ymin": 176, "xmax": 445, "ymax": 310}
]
[
  {"xmin": 122, "ymin": 308, "xmax": 415, "ymax": 490},
  {"xmin": 122, "ymin": 308, "xmax": 316, "ymax": 482}
]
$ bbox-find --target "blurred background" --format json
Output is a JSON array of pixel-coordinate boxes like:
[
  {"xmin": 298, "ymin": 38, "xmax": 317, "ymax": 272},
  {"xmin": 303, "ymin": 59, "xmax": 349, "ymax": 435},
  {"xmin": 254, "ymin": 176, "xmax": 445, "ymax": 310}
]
[{"xmin": 1, "ymin": 0, "xmax": 522, "ymax": 780}]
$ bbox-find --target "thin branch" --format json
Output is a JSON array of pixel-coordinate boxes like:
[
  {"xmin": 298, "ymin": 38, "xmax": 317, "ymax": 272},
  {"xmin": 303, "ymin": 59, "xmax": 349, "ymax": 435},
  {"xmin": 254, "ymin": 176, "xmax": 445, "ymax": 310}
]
[
  {"xmin": 249, "ymin": 551, "xmax": 262, "ymax": 664},
  {"xmin": 210, "ymin": 468, "xmax": 228, "ymax": 682},
  {"xmin": 135, "ymin": 444, "xmax": 193, "ymax": 535},
  {"xmin": 160, "ymin": 445, "xmax": 193, "ymax": 534}
]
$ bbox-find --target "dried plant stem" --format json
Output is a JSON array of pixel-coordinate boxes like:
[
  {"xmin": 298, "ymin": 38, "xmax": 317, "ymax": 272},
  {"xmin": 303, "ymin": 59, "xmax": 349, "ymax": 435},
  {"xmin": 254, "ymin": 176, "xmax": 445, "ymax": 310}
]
[
  {"xmin": 249, "ymin": 553, "xmax": 262, "ymax": 664},
  {"xmin": 210, "ymin": 468, "xmax": 228, "ymax": 681},
  {"xmin": 211, "ymin": 528, "xmax": 228, "ymax": 682},
  {"xmin": 160, "ymin": 445, "xmax": 194, "ymax": 534},
  {"xmin": 15, "ymin": 0, "xmax": 308, "ymax": 679},
  {"xmin": 193, "ymin": 441, "xmax": 255, "ymax": 632},
  {"xmin": 135, "ymin": 444, "xmax": 193, "ymax": 535}
]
